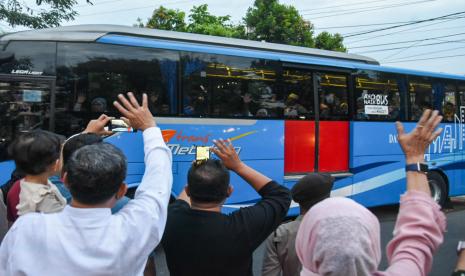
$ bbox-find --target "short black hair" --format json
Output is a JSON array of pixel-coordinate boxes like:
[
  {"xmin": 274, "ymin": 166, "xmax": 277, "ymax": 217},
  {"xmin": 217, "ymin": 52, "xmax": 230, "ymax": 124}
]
[
  {"xmin": 62, "ymin": 133, "xmax": 102, "ymax": 170},
  {"xmin": 8, "ymin": 130, "xmax": 63, "ymax": 175},
  {"xmin": 187, "ymin": 159, "xmax": 230, "ymax": 203},
  {"xmin": 66, "ymin": 143, "xmax": 127, "ymax": 205}
]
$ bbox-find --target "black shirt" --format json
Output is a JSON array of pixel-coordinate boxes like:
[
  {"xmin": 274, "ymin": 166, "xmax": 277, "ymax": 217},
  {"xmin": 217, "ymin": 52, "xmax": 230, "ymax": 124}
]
[{"xmin": 161, "ymin": 181, "xmax": 291, "ymax": 276}]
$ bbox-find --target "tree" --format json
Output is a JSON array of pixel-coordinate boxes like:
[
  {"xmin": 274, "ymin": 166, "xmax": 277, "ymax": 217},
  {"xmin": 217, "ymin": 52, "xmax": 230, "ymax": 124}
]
[
  {"xmin": 244, "ymin": 0, "xmax": 314, "ymax": 48},
  {"xmin": 138, "ymin": 6, "xmax": 186, "ymax": 32},
  {"xmin": 315, "ymin": 32, "xmax": 347, "ymax": 52},
  {"xmin": 139, "ymin": 4, "xmax": 245, "ymax": 39},
  {"xmin": 139, "ymin": 1, "xmax": 346, "ymax": 52},
  {"xmin": 186, "ymin": 5, "xmax": 245, "ymax": 38},
  {"xmin": 0, "ymin": 0, "xmax": 92, "ymax": 29}
]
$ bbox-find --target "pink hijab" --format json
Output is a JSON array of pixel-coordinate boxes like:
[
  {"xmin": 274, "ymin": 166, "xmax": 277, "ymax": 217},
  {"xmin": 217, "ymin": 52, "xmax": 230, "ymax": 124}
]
[{"xmin": 295, "ymin": 197, "xmax": 381, "ymax": 276}]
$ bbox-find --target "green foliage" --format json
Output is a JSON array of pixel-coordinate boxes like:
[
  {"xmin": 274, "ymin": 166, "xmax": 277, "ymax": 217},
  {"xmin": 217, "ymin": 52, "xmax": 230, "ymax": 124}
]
[
  {"xmin": 244, "ymin": 0, "xmax": 314, "ymax": 48},
  {"xmin": 0, "ymin": 0, "xmax": 92, "ymax": 29},
  {"xmin": 140, "ymin": 4, "xmax": 245, "ymax": 38},
  {"xmin": 145, "ymin": 6, "xmax": 186, "ymax": 32},
  {"xmin": 315, "ymin": 32, "xmax": 347, "ymax": 52},
  {"xmin": 139, "ymin": 1, "xmax": 346, "ymax": 52}
]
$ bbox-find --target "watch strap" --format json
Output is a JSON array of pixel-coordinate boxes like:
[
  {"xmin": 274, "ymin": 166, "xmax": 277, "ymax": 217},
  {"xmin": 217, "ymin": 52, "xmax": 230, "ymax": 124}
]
[
  {"xmin": 452, "ymin": 270, "xmax": 465, "ymax": 276},
  {"xmin": 405, "ymin": 162, "xmax": 428, "ymax": 173}
]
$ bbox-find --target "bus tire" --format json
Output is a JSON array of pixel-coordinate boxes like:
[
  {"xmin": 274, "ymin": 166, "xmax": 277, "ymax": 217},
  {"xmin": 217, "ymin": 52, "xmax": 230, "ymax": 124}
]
[{"xmin": 428, "ymin": 171, "xmax": 447, "ymax": 207}]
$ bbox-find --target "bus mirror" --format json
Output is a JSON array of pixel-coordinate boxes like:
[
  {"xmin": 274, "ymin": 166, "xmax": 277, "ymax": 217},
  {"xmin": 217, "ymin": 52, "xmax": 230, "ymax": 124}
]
[{"xmin": 0, "ymin": 51, "xmax": 14, "ymax": 63}]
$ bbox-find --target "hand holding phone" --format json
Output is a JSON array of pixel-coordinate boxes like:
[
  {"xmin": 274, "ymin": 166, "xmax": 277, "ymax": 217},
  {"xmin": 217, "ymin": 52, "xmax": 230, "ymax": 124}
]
[{"xmin": 107, "ymin": 119, "xmax": 136, "ymax": 132}]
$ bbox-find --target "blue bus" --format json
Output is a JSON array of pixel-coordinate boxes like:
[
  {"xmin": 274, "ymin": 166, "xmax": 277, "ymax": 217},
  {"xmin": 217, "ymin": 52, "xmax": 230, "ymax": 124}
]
[{"xmin": 0, "ymin": 25, "xmax": 464, "ymax": 215}]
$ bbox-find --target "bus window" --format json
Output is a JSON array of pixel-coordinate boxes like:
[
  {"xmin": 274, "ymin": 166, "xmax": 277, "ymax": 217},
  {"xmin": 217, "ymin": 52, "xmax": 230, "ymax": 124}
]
[
  {"xmin": 0, "ymin": 41, "xmax": 56, "ymax": 76},
  {"xmin": 354, "ymin": 70, "xmax": 402, "ymax": 121},
  {"xmin": 282, "ymin": 69, "xmax": 314, "ymax": 120},
  {"xmin": 0, "ymin": 79, "xmax": 52, "ymax": 161},
  {"xmin": 56, "ymin": 43, "xmax": 179, "ymax": 136},
  {"xmin": 181, "ymin": 52, "xmax": 280, "ymax": 118},
  {"xmin": 442, "ymin": 82, "xmax": 457, "ymax": 122},
  {"xmin": 408, "ymin": 76, "xmax": 433, "ymax": 121},
  {"xmin": 316, "ymin": 73, "xmax": 348, "ymax": 120}
]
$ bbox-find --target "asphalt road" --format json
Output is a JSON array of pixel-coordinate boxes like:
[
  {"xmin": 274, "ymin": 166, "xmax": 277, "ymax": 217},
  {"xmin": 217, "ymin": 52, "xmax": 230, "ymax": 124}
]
[{"xmin": 154, "ymin": 197, "xmax": 465, "ymax": 276}]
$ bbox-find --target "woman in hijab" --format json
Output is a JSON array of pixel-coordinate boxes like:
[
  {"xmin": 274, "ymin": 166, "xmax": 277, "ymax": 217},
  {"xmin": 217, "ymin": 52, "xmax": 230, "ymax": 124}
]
[{"xmin": 296, "ymin": 109, "xmax": 446, "ymax": 276}]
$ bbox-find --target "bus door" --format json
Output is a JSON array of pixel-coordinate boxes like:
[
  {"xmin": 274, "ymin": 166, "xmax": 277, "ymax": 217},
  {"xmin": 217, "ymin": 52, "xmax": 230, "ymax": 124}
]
[
  {"xmin": 283, "ymin": 68, "xmax": 349, "ymax": 175},
  {"xmin": 0, "ymin": 74, "xmax": 56, "ymax": 184}
]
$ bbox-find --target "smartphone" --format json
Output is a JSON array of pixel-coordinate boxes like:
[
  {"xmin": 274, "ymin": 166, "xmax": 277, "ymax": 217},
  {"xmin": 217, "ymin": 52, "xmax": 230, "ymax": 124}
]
[
  {"xmin": 108, "ymin": 119, "xmax": 136, "ymax": 132},
  {"xmin": 195, "ymin": 146, "xmax": 210, "ymax": 161}
]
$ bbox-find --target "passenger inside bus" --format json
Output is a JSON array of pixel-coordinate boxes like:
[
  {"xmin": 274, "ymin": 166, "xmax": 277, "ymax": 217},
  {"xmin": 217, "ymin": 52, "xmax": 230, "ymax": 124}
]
[{"xmin": 284, "ymin": 93, "xmax": 308, "ymax": 118}]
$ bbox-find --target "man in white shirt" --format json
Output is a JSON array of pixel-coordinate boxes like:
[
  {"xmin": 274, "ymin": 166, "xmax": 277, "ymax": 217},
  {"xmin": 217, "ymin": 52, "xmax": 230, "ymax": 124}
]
[{"xmin": 0, "ymin": 92, "xmax": 172, "ymax": 276}]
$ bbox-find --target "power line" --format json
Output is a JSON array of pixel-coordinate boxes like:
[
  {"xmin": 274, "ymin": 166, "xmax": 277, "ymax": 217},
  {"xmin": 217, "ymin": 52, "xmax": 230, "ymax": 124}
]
[
  {"xmin": 353, "ymin": 39, "xmax": 465, "ymax": 54},
  {"xmin": 302, "ymin": 0, "xmax": 435, "ymax": 16},
  {"xmin": 382, "ymin": 45, "xmax": 465, "ymax": 62},
  {"xmin": 304, "ymin": 0, "xmax": 436, "ymax": 20},
  {"xmin": 348, "ymin": 32, "xmax": 465, "ymax": 49},
  {"xmin": 315, "ymin": 20, "xmax": 428, "ymax": 30},
  {"xmin": 341, "ymin": 16, "xmax": 464, "ymax": 36},
  {"xmin": 299, "ymin": 0, "xmax": 395, "ymax": 12},
  {"xmin": 78, "ymin": 0, "xmax": 194, "ymax": 17},
  {"xmin": 383, "ymin": 53, "xmax": 465, "ymax": 63},
  {"xmin": 343, "ymin": 11, "xmax": 465, "ymax": 38},
  {"xmin": 346, "ymin": 16, "xmax": 463, "ymax": 44}
]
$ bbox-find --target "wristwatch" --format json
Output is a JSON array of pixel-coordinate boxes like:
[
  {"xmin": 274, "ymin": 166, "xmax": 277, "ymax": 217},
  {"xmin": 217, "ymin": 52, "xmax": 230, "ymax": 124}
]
[
  {"xmin": 458, "ymin": 241, "xmax": 465, "ymax": 255},
  {"xmin": 405, "ymin": 162, "xmax": 429, "ymax": 174}
]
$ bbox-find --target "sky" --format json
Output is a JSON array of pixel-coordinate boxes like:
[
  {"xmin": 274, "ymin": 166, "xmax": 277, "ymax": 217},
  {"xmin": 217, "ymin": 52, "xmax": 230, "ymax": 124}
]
[{"xmin": 3, "ymin": 0, "xmax": 465, "ymax": 75}]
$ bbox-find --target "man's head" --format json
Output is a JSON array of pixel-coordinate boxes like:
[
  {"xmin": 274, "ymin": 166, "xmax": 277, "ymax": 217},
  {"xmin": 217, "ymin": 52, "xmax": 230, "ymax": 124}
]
[
  {"xmin": 186, "ymin": 159, "xmax": 231, "ymax": 204},
  {"xmin": 65, "ymin": 143, "xmax": 127, "ymax": 205},
  {"xmin": 9, "ymin": 130, "xmax": 63, "ymax": 176},
  {"xmin": 61, "ymin": 133, "xmax": 102, "ymax": 173},
  {"xmin": 292, "ymin": 173, "xmax": 334, "ymax": 214}
]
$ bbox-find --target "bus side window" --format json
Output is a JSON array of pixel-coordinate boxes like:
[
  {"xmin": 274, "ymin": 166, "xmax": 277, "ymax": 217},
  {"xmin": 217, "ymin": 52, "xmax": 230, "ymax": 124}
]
[
  {"xmin": 354, "ymin": 70, "xmax": 402, "ymax": 121},
  {"xmin": 316, "ymin": 72, "xmax": 348, "ymax": 120},
  {"xmin": 441, "ymin": 82, "xmax": 457, "ymax": 122},
  {"xmin": 282, "ymin": 69, "xmax": 314, "ymax": 120},
  {"xmin": 408, "ymin": 76, "xmax": 433, "ymax": 121}
]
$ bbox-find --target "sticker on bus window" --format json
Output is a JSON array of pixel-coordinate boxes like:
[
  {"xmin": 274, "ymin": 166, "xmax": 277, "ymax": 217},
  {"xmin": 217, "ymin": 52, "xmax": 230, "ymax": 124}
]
[
  {"xmin": 23, "ymin": 90, "xmax": 42, "ymax": 102},
  {"xmin": 365, "ymin": 105, "xmax": 388, "ymax": 115}
]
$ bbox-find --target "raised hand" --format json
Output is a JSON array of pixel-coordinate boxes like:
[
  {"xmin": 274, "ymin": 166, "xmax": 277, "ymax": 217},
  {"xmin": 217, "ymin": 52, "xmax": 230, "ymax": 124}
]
[
  {"xmin": 83, "ymin": 114, "xmax": 113, "ymax": 136},
  {"xmin": 113, "ymin": 92, "xmax": 156, "ymax": 131},
  {"xmin": 211, "ymin": 139, "xmax": 243, "ymax": 172},
  {"xmin": 396, "ymin": 109, "xmax": 443, "ymax": 163}
]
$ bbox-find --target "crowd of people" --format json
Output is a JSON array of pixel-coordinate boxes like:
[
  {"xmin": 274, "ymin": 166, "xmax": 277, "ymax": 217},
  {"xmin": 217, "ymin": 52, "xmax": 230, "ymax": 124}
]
[{"xmin": 0, "ymin": 92, "xmax": 463, "ymax": 276}]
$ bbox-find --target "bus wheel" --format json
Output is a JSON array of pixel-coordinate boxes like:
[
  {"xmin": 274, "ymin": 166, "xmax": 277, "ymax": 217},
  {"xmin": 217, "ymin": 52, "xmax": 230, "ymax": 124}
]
[{"xmin": 428, "ymin": 171, "xmax": 447, "ymax": 207}]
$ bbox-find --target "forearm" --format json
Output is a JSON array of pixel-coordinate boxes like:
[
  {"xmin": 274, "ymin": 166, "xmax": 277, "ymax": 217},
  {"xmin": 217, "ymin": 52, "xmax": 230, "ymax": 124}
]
[
  {"xmin": 135, "ymin": 127, "xmax": 173, "ymax": 203},
  {"xmin": 234, "ymin": 163, "xmax": 271, "ymax": 192},
  {"xmin": 456, "ymin": 251, "xmax": 465, "ymax": 271},
  {"xmin": 405, "ymin": 155, "xmax": 430, "ymax": 195}
]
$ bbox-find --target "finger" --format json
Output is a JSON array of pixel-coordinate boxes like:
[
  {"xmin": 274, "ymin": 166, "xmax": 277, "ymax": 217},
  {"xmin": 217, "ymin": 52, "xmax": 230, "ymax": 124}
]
[
  {"xmin": 226, "ymin": 139, "xmax": 234, "ymax": 151},
  {"xmin": 142, "ymin": 93, "xmax": 148, "ymax": 109},
  {"xmin": 213, "ymin": 139, "xmax": 227, "ymax": 152},
  {"xmin": 127, "ymin": 92, "xmax": 141, "ymax": 109},
  {"xmin": 417, "ymin": 109, "xmax": 432, "ymax": 128},
  {"xmin": 101, "ymin": 130, "xmax": 114, "ymax": 136},
  {"xmin": 395, "ymin": 121, "xmax": 405, "ymax": 136},
  {"xmin": 431, "ymin": 115, "xmax": 443, "ymax": 132},
  {"xmin": 100, "ymin": 115, "xmax": 111, "ymax": 124},
  {"xmin": 117, "ymin": 94, "xmax": 136, "ymax": 112},
  {"xmin": 113, "ymin": 101, "xmax": 131, "ymax": 118},
  {"xmin": 98, "ymin": 114, "xmax": 108, "ymax": 121},
  {"xmin": 120, "ymin": 117, "xmax": 131, "ymax": 127},
  {"xmin": 211, "ymin": 147, "xmax": 226, "ymax": 159},
  {"xmin": 429, "ymin": 128, "xmax": 443, "ymax": 142},
  {"xmin": 423, "ymin": 110, "xmax": 439, "ymax": 133}
]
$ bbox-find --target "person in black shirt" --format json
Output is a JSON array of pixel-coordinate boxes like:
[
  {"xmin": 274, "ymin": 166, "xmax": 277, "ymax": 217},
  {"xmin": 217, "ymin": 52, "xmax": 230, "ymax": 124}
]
[{"xmin": 161, "ymin": 139, "xmax": 291, "ymax": 276}]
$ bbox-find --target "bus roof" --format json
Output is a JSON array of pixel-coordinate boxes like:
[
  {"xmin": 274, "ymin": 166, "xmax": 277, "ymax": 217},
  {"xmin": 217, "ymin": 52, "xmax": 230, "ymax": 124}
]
[{"xmin": 0, "ymin": 24, "xmax": 379, "ymax": 65}]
